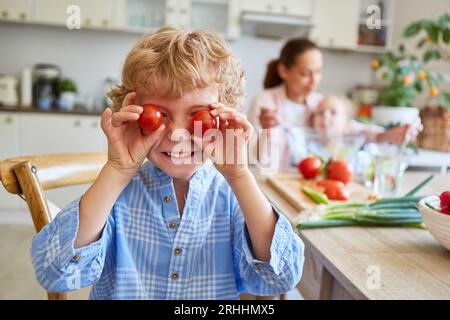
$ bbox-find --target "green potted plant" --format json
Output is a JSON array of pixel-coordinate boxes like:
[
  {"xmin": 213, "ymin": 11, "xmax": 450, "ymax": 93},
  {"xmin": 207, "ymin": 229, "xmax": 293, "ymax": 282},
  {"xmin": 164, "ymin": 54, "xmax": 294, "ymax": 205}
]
[
  {"xmin": 57, "ymin": 77, "xmax": 78, "ymax": 111},
  {"xmin": 403, "ymin": 12, "xmax": 450, "ymax": 108},
  {"xmin": 369, "ymin": 13, "xmax": 450, "ymax": 127}
]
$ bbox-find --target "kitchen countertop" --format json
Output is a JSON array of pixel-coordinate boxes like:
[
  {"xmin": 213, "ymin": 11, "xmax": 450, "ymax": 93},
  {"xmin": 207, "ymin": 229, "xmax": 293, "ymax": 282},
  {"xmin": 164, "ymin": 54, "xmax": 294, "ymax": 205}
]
[
  {"xmin": 251, "ymin": 167, "xmax": 450, "ymax": 300},
  {"xmin": 0, "ymin": 106, "xmax": 103, "ymax": 116}
]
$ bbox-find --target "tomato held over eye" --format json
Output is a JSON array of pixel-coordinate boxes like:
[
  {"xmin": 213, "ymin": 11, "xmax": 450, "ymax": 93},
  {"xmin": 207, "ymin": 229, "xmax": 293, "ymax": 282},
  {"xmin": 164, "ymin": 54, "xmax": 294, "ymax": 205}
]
[
  {"xmin": 138, "ymin": 104, "xmax": 163, "ymax": 132},
  {"xmin": 191, "ymin": 110, "xmax": 218, "ymax": 136},
  {"xmin": 298, "ymin": 156, "xmax": 322, "ymax": 179},
  {"xmin": 327, "ymin": 160, "xmax": 353, "ymax": 185}
]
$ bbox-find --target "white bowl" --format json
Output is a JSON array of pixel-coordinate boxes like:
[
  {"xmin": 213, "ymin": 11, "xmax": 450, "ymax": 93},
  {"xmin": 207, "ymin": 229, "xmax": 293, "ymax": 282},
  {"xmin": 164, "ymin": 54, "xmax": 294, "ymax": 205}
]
[
  {"xmin": 419, "ymin": 196, "xmax": 450, "ymax": 251},
  {"xmin": 372, "ymin": 106, "xmax": 419, "ymax": 126}
]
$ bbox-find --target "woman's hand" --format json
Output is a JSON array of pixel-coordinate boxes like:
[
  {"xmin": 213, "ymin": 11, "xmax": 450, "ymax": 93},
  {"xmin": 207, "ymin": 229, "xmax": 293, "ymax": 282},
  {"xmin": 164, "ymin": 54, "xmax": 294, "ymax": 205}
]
[
  {"xmin": 100, "ymin": 92, "xmax": 165, "ymax": 180},
  {"xmin": 376, "ymin": 122, "xmax": 423, "ymax": 145},
  {"xmin": 259, "ymin": 107, "xmax": 279, "ymax": 129},
  {"xmin": 193, "ymin": 103, "xmax": 254, "ymax": 180}
]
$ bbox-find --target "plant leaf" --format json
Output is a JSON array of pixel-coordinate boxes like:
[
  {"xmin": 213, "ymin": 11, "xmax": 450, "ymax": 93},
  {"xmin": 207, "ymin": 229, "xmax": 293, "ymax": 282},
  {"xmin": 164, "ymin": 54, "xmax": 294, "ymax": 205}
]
[
  {"xmin": 417, "ymin": 37, "xmax": 428, "ymax": 48},
  {"xmin": 438, "ymin": 92, "xmax": 450, "ymax": 108},
  {"xmin": 426, "ymin": 24, "xmax": 440, "ymax": 43},
  {"xmin": 423, "ymin": 50, "xmax": 441, "ymax": 63},
  {"xmin": 443, "ymin": 28, "xmax": 450, "ymax": 44},
  {"xmin": 403, "ymin": 22, "xmax": 422, "ymax": 37}
]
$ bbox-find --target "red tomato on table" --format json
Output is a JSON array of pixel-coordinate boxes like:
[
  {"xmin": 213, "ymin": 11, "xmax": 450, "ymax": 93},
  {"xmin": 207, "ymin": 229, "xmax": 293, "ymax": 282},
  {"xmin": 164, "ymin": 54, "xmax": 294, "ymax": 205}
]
[
  {"xmin": 298, "ymin": 156, "xmax": 322, "ymax": 179},
  {"xmin": 191, "ymin": 110, "xmax": 218, "ymax": 136},
  {"xmin": 324, "ymin": 183, "xmax": 350, "ymax": 201},
  {"xmin": 138, "ymin": 104, "xmax": 163, "ymax": 132},
  {"xmin": 317, "ymin": 179, "xmax": 345, "ymax": 189},
  {"xmin": 327, "ymin": 160, "xmax": 353, "ymax": 185}
]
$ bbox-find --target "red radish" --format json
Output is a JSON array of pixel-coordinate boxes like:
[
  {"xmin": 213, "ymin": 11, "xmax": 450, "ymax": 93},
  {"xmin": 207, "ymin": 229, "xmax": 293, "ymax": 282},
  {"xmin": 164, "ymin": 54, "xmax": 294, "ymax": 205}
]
[{"xmin": 440, "ymin": 191, "xmax": 450, "ymax": 215}]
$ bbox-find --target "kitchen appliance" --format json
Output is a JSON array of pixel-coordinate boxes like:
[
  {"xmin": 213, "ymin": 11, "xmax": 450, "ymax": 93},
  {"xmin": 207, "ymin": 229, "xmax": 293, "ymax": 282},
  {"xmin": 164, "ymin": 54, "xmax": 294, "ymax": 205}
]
[
  {"xmin": 32, "ymin": 64, "xmax": 61, "ymax": 110},
  {"xmin": 0, "ymin": 75, "xmax": 18, "ymax": 107}
]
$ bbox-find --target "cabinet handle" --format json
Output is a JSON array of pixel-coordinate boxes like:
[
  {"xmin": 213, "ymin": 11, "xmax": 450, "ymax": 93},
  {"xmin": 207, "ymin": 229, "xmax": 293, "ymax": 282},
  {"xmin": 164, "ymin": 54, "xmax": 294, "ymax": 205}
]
[
  {"xmin": 74, "ymin": 120, "xmax": 81, "ymax": 127},
  {"xmin": 85, "ymin": 18, "xmax": 92, "ymax": 26},
  {"xmin": 19, "ymin": 12, "xmax": 26, "ymax": 21},
  {"xmin": 282, "ymin": 6, "xmax": 288, "ymax": 14},
  {"xmin": 1, "ymin": 10, "xmax": 8, "ymax": 19},
  {"xmin": 167, "ymin": 6, "xmax": 174, "ymax": 13},
  {"xmin": 180, "ymin": 8, "xmax": 188, "ymax": 14},
  {"xmin": 102, "ymin": 19, "xmax": 109, "ymax": 27},
  {"xmin": 266, "ymin": 4, "xmax": 272, "ymax": 12},
  {"xmin": 5, "ymin": 117, "xmax": 13, "ymax": 124}
]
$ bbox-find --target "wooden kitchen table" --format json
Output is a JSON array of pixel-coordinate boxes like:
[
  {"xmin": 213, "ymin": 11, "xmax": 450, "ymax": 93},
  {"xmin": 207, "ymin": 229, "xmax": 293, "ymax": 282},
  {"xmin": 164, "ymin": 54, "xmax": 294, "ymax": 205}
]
[{"xmin": 251, "ymin": 167, "xmax": 450, "ymax": 300}]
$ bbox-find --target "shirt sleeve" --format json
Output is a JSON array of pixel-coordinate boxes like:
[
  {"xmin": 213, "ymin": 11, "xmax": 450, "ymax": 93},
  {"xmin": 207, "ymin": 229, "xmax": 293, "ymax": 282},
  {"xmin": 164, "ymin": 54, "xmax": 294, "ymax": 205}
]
[
  {"xmin": 231, "ymin": 198, "xmax": 305, "ymax": 296},
  {"xmin": 29, "ymin": 198, "xmax": 113, "ymax": 292}
]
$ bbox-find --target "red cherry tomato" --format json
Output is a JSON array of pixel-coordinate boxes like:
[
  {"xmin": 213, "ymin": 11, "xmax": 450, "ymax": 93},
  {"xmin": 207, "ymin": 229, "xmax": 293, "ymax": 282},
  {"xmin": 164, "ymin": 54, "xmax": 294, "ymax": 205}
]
[
  {"xmin": 298, "ymin": 156, "xmax": 322, "ymax": 179},
  {"xmin": 324, "ymin": 184, "xmax": 350, "ymax": 201},
  {"xmin": 191, "ymin": 110, "xmax": 218, "ymax": 136},
  {"xmin": 327, "ymin": 160, "xmax": 353, "ymax": 185},
  {"xmin": 138, "ymin": 104, "xmax": 163, "ymax": 132},
  {"xmin": 440, "ymin": 191, "xmax": 450, "ymax": 214},
  {"xmin": 317, "ymin": 179, "xmax": 345, "ymax": 190}
]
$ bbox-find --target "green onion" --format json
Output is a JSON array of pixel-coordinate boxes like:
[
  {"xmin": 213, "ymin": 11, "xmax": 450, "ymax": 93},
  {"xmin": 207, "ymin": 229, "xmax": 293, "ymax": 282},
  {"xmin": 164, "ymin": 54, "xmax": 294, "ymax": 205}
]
[{"xmin": 403, "ymin": 174, "xmax": 434, "ymax": 197}]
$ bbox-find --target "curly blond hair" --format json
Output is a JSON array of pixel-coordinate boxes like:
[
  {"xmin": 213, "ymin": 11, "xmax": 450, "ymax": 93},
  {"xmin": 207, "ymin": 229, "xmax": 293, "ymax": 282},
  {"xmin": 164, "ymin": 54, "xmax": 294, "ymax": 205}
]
[{"xmin": 108, "ymin": 27, "xmax": 245, "ymax": 112}]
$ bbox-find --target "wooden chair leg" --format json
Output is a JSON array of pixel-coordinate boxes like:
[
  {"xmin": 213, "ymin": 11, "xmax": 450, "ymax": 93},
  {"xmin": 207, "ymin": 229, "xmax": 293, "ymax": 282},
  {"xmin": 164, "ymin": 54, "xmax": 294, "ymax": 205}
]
[{"xmin": 47, "ymin": 292, "xmax": 67, "ymax": 300}]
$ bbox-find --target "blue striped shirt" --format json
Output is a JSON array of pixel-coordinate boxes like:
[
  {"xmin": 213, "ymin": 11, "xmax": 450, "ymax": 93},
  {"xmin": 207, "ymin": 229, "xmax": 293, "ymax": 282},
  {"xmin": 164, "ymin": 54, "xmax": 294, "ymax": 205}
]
[{"xmin": 30, "ymin": 162, "xmax": 304, "ymax": 299}]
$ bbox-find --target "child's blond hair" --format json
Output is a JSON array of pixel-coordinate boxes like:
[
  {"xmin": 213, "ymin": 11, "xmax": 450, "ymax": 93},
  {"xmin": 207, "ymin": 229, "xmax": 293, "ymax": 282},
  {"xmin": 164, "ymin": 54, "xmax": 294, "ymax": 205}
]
[{"xmin": 108, "ymin": 27, "xmax": 245, "ymax": 111}]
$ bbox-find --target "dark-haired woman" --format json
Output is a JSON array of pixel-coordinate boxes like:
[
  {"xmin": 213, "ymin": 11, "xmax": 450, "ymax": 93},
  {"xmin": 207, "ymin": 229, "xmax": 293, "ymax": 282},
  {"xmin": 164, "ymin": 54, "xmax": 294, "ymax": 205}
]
[{"xmin": 248, "ymin": 38, "xmax": 324, "ymax": 170}]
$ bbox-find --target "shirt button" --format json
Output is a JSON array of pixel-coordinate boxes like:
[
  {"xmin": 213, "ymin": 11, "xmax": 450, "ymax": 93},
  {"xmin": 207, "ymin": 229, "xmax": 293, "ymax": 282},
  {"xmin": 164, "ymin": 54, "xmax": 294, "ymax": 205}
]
[
  {"xmin": 174, "ymin": 248, "xmax": 182, "ymax": 256},
  {"xmin": 72, "ymin": 254, "xmax": 81, "ymax": 261},
  {"xmin": 171, "ymin": 273, "xmax": 179, "ymax": 280},
  {"xmin": 169, "ymin": 221, "xmax": 177, "ymax": 229},
  {"xmin": 255, "ymin": 263, "xmax": 264, "ymax": 268},
  {"xmin": 164, "ymin": 195, "xmax": 171, "ymax": 204}
]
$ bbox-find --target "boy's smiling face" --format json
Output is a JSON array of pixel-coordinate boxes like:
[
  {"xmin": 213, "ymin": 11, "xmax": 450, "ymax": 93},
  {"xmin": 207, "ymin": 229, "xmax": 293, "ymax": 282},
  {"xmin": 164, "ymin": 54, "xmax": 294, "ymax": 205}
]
[{"xmin": 138, "ymin": 84, "xmax": 219, "ymax": 181}]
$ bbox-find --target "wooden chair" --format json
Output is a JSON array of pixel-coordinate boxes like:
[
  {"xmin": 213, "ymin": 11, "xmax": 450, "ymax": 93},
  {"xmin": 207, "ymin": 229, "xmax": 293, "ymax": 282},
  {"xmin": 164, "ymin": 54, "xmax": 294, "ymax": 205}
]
[{"xmin": 0, "ymin": 152, "xmax": 107, "ymax": 300}]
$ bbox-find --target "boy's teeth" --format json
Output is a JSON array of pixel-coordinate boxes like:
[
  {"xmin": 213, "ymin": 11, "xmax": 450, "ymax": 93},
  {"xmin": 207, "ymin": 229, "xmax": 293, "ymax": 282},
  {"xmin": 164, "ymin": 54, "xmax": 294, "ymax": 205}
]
[{"xmin": 167, "ymin": 152, "xmax": 191, "ymax": 158}]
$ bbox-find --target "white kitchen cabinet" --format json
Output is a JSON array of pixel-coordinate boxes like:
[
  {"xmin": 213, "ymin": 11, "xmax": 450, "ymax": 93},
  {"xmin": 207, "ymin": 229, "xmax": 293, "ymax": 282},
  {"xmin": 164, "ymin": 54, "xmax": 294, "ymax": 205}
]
[
  {"xmin": 242, "ymin": 0, "xmax": 313, "ymax": 16},
  {"xmin": 0, "ymin": 113, "xmax": 21, "ymax": 211},
  {"xmin": 0, "ymin": 0, "xmax": 31, "ymax": 22},
  {"xmin": 33, "ymin": 0, "xmax": 114, "ymax": 29},
  {"xmin": 310, "ymin": 0, "xmax": 359, "ymax": 50},
  {"xmin": 19, "ymin": 113, "xmax": 106, "ymax": 155},
  {"xmin": 188, "ymin": 0, "xmax": 242, "ymax": 39}
]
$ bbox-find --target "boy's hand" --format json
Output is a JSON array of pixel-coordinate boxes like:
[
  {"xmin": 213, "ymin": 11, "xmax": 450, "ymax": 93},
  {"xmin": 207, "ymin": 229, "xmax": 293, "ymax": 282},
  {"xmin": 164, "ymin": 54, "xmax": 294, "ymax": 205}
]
[
  {"xmin": 193, "ymin": 103, "xmax": 254, "ymax": 181},
  {"xmin": 100, "ymin": 92, "xmax": 165, "ymax": 180}
]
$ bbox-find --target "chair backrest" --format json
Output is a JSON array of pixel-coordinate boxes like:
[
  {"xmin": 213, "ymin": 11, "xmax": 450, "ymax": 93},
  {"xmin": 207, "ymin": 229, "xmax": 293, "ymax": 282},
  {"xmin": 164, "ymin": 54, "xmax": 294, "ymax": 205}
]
[{"xmin": 0, "ymin": 152, "xmax": 107, "ymax": 300}]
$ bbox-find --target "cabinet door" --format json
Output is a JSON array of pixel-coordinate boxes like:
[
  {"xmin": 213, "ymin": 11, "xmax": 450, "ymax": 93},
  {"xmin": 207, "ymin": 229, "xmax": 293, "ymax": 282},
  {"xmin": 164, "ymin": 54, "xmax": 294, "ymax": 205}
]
[
  {"xmin": 19, "ymin": 114, "xmax": 106, "ymax": 155},
  {"xmin": 0, "ymin": 113, "xmax": 21, "ymax": 211},
  {"xmin": 283, "ymin": 0, "xmax": 313, "ymax": 16},
  {"xmin": 0, "ymin": 0, "xmax": 31, "ymax": 22},
  {"xmin": 242, "ymin": 0, "xmax": 271, "ymax": 13},
  {"xmin": 310, "ymin": 0, "xmax": 359, "ymax": 49},
  {"xmin": 34, "ymin": 0, "xmax": 113, "ymax": 28}
]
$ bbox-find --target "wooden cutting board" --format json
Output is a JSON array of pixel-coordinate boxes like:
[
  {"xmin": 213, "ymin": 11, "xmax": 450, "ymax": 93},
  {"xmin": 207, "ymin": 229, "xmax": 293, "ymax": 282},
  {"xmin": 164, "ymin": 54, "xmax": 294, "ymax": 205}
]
[{"xmin": 266, "ymin": 173, "xmax": 371, "ymax": 212}]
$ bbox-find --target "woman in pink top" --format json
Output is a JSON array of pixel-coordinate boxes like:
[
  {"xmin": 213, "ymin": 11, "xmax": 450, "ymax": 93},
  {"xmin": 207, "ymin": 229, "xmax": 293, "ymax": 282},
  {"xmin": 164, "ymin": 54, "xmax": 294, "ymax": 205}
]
[
  {"xmin": 248, "ymin": 38, "xmax": 324, "ymax": 171},
  {"xmin": 248, "ymin": 38, "xmax": 421, "ymax": 172}
]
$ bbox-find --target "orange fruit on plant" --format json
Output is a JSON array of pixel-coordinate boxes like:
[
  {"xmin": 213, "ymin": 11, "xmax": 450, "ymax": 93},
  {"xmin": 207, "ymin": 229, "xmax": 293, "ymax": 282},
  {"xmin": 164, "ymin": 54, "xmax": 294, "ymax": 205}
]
[
  {"xmin": 402, "ymin": 76, "xmax": 411, "ymax": 86},
  {"xmin": 417, "ymin": 70, "xmax": 427, "ymax": 80},
  {"xmin": 429, "ymin": 87, "xmax": 439, "ymax": 97},
  {"xmin": 370, "ymin": 60, "xmax": 380, "ymax": 70}
]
